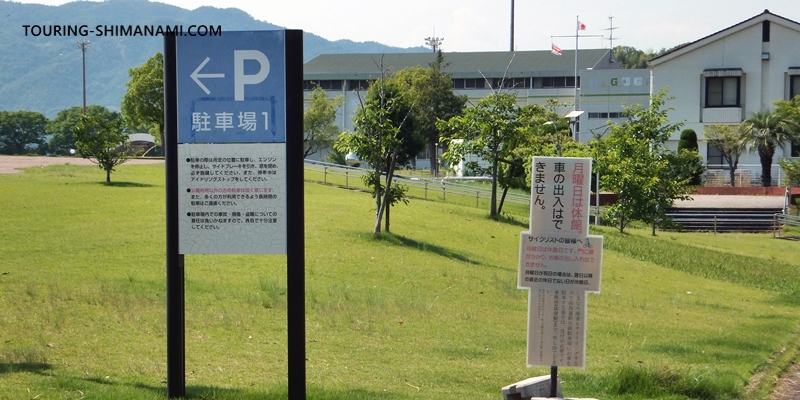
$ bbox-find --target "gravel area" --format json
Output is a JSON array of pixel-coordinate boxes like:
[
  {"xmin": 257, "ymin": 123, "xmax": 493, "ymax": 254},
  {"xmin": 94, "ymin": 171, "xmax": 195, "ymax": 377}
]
[{"xmin": 0, "ymin": 155, "xmax": 163, "ymax": 174}]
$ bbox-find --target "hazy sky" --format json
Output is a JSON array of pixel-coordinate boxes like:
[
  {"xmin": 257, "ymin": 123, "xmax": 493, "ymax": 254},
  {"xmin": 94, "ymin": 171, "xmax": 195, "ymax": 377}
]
[{"xmin": 12, "ymin": 0, "xmax": 800, "ymax": 52}]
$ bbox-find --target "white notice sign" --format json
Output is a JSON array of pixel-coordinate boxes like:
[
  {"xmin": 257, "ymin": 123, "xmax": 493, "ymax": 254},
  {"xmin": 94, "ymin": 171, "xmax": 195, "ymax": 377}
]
[
  {"xmin": 529, "ymin": 157, "xmax": 592, "ymax": 237},
  {"xmin": 518, "ymin": 233, "xmax": 603, "ymax": 292},
  {"xmin": 519, "ymin": 156, "xmax": 602, "ymax": 369},
  {"xmin": 178, "ymin": 143, "xmax": 287, "ymax": 254},
  {"xmin": 527, "ymin": 289, "xmax": 587, "ymax": 368}
]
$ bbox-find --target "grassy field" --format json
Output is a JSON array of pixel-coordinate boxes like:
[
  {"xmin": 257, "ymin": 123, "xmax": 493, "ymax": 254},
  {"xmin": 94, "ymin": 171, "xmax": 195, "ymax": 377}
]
[{"xmin": 1, "ymin": 163, "xmax": 799, "ymax": 399}]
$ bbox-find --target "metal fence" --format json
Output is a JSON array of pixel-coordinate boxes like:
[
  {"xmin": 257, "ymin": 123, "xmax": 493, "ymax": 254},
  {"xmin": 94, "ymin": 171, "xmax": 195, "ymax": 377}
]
[
  {"xmin": 303, "ymin": 159, "xmax": 533, "ymax": 211},
  {"xmin": 704, "ymin": 163, "xmax": 792, "ymax": 187},
  {"xmin": 774, "ymin": 213, "xmax": 800, "ymax": 239}
]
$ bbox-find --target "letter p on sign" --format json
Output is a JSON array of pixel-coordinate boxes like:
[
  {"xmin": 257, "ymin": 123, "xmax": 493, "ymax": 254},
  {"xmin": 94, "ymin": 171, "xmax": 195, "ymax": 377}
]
[{"xmin": 234, "ymin": 50, "xmax": 270, "ymax": 101}]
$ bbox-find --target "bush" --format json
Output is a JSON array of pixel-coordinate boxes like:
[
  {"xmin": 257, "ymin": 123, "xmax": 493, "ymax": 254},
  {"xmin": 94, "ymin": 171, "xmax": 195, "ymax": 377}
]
[{"xmin": 678, "ymin": 129, "xmax": 698, "ymax": 152}]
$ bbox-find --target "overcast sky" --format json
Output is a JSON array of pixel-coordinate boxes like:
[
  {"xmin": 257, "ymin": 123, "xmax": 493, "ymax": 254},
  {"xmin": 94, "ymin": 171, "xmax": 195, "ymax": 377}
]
[{"xmin": 12, "ymin": 0, "xmax": 800, "ymax": 52}]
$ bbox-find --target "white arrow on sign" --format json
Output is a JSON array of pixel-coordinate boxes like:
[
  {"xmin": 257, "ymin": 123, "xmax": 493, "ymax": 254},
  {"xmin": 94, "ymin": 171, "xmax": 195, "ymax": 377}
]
[{"xmin": 190, "ymin": 57, "xmax": 225, "ymax": 95}]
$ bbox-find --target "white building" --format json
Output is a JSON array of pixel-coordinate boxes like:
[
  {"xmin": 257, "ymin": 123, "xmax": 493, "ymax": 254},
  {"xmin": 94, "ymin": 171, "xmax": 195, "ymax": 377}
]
[
  {"xmin": 649, "ymin": 9, "xmax": 800, "ymax": 185},
  {"xmin": 303, "ymin": 50, "xmax": 651, "ymax": 168}
]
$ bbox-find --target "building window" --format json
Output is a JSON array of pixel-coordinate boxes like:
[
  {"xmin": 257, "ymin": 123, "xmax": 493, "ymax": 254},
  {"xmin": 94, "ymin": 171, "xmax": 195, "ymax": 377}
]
[
  {"xmin": 706, "ymin": 76, "xmax": 740, "ymax": 107},
  {"xmin": 492, "ymin": 77, "xmax": 530, "ymax": 89},
  {"xmin": 452, "ymin": 78, "xmax": 485, "ymax": 89},
  {"xmin": 791, "ymin": 75, "xmax": 800, "ymax": 100},
  {"xmin": 707, "ymin": 144, "xmax": 725, "ymax": 169},
  {"xmin": 587, "ymin": 112, "xmax": 622, "ymax": 119},
  {"xmin": 792, "ymin": 141, "xmax": 800, "ymax": 157},
  {"xmin": 762, "ymin": 21, "xmax": 770, "ymax": 42},
  {"xmin": 347, "ymin": 80, "xmax": 370, "ymax": 91},
  {"xmin": 539, "ymin": 76, "xmax": 577, "ymax": 88}
]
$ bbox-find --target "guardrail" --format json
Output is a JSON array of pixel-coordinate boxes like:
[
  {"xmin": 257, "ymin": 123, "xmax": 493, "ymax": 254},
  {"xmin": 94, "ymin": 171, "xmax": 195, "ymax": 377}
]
[
  {"xmin": 303, "ymin": 159, "xmax": 532, "ymax": 210},
  {"xmin": 775, "ymin": 213, "xmax": 800, "ymax": 238}
]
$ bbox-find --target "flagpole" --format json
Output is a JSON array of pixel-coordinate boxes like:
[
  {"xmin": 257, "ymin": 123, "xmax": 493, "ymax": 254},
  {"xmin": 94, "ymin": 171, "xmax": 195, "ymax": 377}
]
[{"xmin": 575, "ymin": 15, "xmax": 579, "ymax": 113}]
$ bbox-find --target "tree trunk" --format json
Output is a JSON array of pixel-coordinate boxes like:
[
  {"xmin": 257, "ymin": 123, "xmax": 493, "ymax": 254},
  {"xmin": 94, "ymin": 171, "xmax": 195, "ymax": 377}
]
[
  {"xmin": 498, "ymin": 186, "xmax": 509, "ymax": 215},
  {"xmin": 373, "ymin": 155, "xmax": 382, "ymax": 235},
  {"xmin": 728, "ymin": 164, "xmax": 736, "ymax": 187},
  {"xmin": 106, "ymin": 168, "xmax": 111, "ymax": 183},
  {"xmin": 651, "ymin": 214, "xmax": 656, "ymax": 236},
  {"xmin": 385, "ymin": 200, "xmax": 390, "ymax": 232},
  {"xmin": 490, "ymin": 151, "xmax": 499, "ymax": 220},
  {"xmin": 374, "ymin": 151, "xmax": 398, "ymax": 237},
  {"xmin": 759, "ymin": 145, "xmax": 774, "ymax": 187}
]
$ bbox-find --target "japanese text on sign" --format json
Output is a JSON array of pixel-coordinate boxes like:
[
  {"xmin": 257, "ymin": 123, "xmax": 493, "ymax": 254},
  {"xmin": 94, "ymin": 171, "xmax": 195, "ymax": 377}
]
[
  {"xmin": 530, "ymin": 157, "xmax": 592, "ymax": 237},
  {"xmin": 178, "ymin": 143, "xmax": 286, "ymax": 254}
]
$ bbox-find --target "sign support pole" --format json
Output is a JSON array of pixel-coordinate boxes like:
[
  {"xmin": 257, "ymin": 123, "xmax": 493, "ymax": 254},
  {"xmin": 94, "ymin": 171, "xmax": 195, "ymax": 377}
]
[
  {"xmin": 284, "ymin": 30, "xmax": 306, "ymax": 400},
  {"xmin": 164, "ymin": 33, "xmax": 186, "ymax": 399},
  {"xmin": 550, "ymin": 366, "xmax": 558, "ymax": 398}
]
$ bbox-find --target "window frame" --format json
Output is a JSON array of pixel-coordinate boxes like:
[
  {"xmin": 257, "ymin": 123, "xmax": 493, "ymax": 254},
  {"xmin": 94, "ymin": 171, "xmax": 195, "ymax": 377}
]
[{"xmin": 705, "ymin": 76, "xmax": 741, "ymax": 108}]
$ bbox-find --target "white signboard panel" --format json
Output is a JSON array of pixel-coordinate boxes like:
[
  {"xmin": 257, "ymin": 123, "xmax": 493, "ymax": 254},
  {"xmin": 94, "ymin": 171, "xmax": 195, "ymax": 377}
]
[
  {"xmin": 527, "ymin": 289, "xmax": 587, "ymax": 368},
  {"xmin": 518, "ymin": 233, "xmax": 603, "ymax": 292},
  {"xmin": 529, "ymin": 157, "xmax": 592, "ymax": 237},
  {"xmin": 178, "ymin": 143, "xmax": 286, "ymax": 254},
  {"xmin": 518, "ymin": 156, "xmax": 602, "ymax": 370}
]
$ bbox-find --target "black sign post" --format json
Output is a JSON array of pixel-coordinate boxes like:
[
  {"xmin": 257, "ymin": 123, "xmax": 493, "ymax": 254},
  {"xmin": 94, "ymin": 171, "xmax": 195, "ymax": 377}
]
[
  {"xmin": 164, "ymin": 33, "xmax": 185, "ymax": 399},
  {"xmin": 163, "ymin": 30, "xmax": 304, "ymax": 399}
]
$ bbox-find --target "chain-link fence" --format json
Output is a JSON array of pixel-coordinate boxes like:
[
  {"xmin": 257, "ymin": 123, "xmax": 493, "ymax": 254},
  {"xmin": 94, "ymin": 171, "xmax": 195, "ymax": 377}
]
[{"xmin": 704, "ymin": 163, "xmax": 791, "ymax": 187}]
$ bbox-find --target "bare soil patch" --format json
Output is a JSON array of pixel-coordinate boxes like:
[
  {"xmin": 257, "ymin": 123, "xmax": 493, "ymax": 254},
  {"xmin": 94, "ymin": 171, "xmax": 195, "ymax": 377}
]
[
  {"xmin": 0, "ymin": 155, "xmax": 162, "ymax": 174},
  {"xmin": 772, "ymin": 363, "xmax": 800, "ymax": 400}
]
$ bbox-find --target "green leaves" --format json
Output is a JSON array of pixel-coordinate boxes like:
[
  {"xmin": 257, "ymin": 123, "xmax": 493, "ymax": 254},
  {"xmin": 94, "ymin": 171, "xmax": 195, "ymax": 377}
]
[
  {"xmin": 121, "ymin": 52, "xmax": 164, "ymax": 145},
  {"xmin": 73, "ymin": 114, "xmax": 129, "ymax": 183},
  {"xmin": 591, "ymin": 89, "xmax": 689, "ymax": 233},
  {"xmin": 0, "ymin": 110, "xmax": 48, "ymax": 155},
  {"xmin": 304, "ymin": 86, "xmax": 344, "ymax": 158}
]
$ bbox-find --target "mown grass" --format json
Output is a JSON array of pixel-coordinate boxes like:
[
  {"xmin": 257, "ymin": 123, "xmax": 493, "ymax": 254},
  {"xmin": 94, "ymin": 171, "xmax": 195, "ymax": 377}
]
[{"xmin": 0, "ymin": 161, "xmax": 799, "ymax": 399}]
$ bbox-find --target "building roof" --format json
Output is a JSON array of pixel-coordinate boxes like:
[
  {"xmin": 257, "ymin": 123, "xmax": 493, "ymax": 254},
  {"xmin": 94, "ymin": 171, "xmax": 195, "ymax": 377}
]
[
  {"xmin": 304, "ymin": 49, "xmax": 616, "ymax": 80},
  {"xmin": 649, "ymin": 9, "xmax": 800, "ymax": 67}
]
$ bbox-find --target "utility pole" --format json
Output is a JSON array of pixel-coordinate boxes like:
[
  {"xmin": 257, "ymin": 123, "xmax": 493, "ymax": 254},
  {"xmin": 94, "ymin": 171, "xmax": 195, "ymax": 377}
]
[
  {"xmin": 510, "ymin": 0, "xmax": 515, "ymax": 51},
  {"xmin": 76, "ymin": 40, "xmax": 89, "ymax": 115}
]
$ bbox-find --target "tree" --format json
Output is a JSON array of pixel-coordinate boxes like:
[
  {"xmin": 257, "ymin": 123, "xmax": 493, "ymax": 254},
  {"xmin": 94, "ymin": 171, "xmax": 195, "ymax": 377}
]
[
  {"xmin": 0, "ymin": 111, "xmax": 48, "ymax": 155},
  {"xmin": 438, "ymin": 92, "xmax": 525, "ymax": 220},
  {"xmin": 592, "ymin": 89, "xmax": 691, "ymax": 234},
  {"xmin": 612, "ymin": 44, "xmax": 689, "ymax": 69},
  {"xmin": 678, "ymin": 129, "xmax": 698, "ymax": 151},
  {"xmin": 304, "ymin": 86, "xmax": 344, "ymax": 158},
  {"xmin": 393, "ymin": 52, "xmax": 467, "ymax": 175},
  {"xmin": 505, "ymin": 100, "xmax": 590, "ymax": 214},
  {"xmin": 704, "ymin": 124, "xmax": 746, "ymax": 187},
  {"xmin": 677, "ymin": 129, "xmax": 702, "ymax": 185},
  {"xmin": 612, "ymin": 46, "xmax": 651, "ymax": 69},
  {"xmin": 778, "ymin": 158, "xmax": 800, "ymax": 188},
  {"xmin": 73, "ymin": 115, "xmax": 129, "ymax": 183},
  {"xmin": 334, "ymin": 58, "xmax": 420, "ymax": 237},
  {"xmin": 740, "ymin": 105, "xmax": 798, "ymax": 187},
  {"xmin": 47, "ymin": 106, "xmax": 119, "ymax": 155},
  {"xmin": 121, "ymin": 52, "xmax": 164, "ymax": 147}
]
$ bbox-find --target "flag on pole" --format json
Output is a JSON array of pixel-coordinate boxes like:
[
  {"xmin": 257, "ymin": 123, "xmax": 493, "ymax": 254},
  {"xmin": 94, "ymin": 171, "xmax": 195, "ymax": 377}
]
[
  {"xmin": 551, "ymin": 43, "xmax": 562, "ymax": 55},
  {"xmin": 578, "ymin": 21, "xmax": 586, "ymax": 30}
]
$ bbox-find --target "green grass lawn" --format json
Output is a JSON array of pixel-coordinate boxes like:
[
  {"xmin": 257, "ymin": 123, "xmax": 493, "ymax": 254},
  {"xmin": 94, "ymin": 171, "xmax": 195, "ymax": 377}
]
[{"xmin": 1, "ymin": 163, "xmax": 799, "ymax": 399}]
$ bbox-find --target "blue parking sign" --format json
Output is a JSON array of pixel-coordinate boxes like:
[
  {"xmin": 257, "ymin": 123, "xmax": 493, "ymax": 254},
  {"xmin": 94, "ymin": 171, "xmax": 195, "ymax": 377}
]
[{"xmin": 177, "ymin": 31, "xmax": 286, "ymax": 143}]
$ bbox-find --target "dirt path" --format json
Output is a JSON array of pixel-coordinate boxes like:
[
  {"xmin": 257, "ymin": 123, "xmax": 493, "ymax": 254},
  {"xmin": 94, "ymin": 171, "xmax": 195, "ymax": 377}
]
[
  {"xmin": 772, "ymin": 363, "xmax": 800, "ymax": 400},
  {"xmin": 0, "ymin": 155, "xmax": 163, "ymax": 174}
]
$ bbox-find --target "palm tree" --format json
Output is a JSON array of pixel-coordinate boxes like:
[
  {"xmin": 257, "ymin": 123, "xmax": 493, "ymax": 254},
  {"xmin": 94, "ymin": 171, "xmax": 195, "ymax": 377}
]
[{"xmin": 740, "ymin": 109, "xmax": 795, "ymax": 187}]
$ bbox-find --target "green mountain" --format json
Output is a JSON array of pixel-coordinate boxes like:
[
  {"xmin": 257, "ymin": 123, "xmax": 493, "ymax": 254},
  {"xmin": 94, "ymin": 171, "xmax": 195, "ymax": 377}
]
[{"xmin": 0, "ymin": 0, "xmax": 427, "ymax": 118}]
